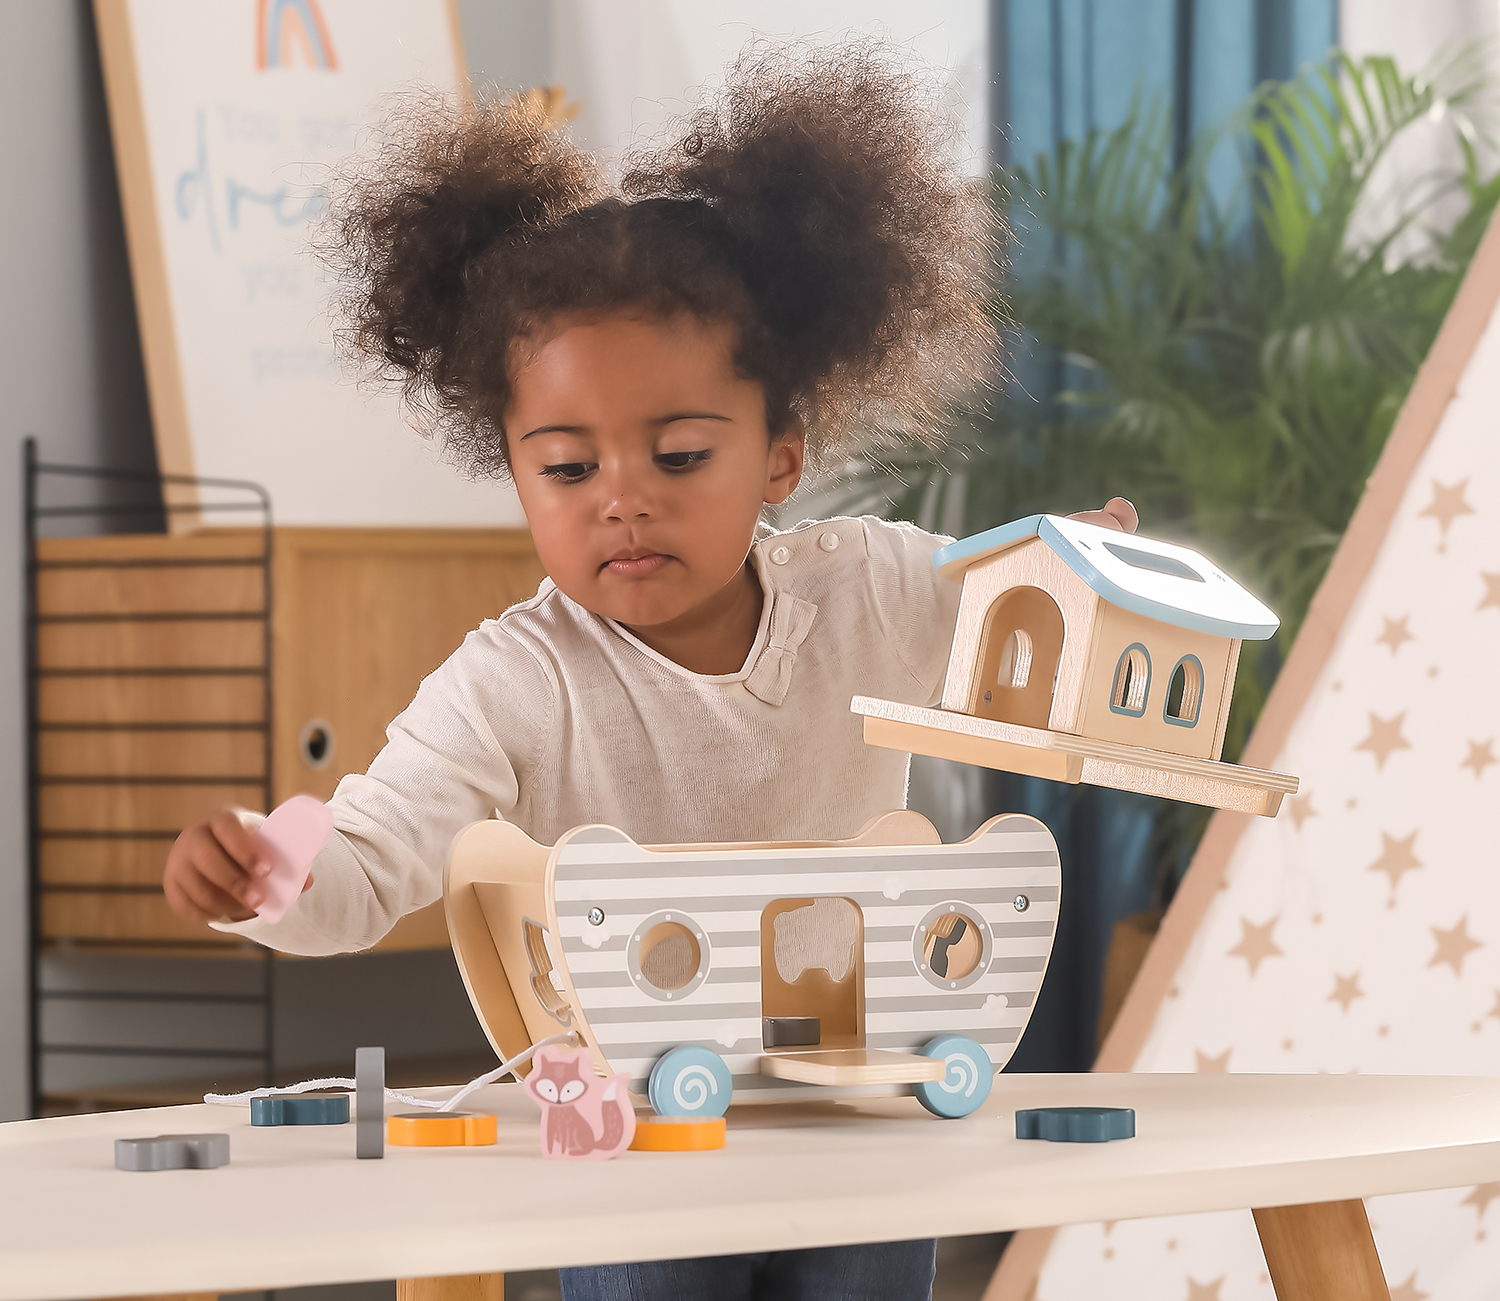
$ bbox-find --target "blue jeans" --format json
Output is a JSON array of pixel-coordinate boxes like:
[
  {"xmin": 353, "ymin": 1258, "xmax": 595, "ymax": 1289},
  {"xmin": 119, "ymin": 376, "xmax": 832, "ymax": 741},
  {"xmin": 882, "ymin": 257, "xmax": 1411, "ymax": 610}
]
[{"xmin": 559, "ymin": 1240, "xmax": 937, "ymax": 1301}]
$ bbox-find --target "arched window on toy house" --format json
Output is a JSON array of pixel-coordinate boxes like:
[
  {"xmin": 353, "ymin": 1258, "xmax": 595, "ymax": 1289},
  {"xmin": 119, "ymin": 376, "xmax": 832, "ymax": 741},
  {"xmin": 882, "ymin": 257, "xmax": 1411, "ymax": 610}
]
[
  {"xmin": 1163, "ymin": 655, "xmax": 1204, "ymax": 727},
  {"xmin": 973, "ymin": 586, "xmax": 1065, "ymax": 729},
  {"xmin": 1110, "ymin": 644, "xmax": 1151, "ymax": 717}
]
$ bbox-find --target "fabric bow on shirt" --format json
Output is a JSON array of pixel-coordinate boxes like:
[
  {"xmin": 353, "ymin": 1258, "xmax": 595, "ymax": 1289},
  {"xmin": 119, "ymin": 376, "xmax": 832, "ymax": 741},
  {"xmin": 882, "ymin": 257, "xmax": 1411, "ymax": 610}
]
[{"xmin": 743, "ymin": 593, "xmax": 818, "ymax": 706}]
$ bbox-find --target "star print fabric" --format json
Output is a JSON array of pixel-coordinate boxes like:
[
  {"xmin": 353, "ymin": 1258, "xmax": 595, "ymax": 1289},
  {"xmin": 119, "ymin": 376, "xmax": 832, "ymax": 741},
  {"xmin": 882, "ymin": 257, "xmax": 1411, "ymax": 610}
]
[{"xmin": 1032, "ymin": 284, "xmax": 1500, "ymax": 1300}]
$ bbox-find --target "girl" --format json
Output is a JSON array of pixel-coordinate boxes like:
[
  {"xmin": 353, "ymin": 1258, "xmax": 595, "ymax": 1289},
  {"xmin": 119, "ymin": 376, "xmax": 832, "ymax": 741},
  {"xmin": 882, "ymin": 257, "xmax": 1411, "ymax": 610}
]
[{"xmin": 164, "ymin": 42, "xmax": 1132, "ymax": 1300}]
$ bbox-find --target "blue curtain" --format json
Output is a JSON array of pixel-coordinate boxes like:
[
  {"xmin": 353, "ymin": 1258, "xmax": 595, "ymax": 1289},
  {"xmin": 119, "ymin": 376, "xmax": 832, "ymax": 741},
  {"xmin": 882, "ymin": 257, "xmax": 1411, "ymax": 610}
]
[
  {"xmin": 993, "ymin": 0, "xmax": 1338, "ymax": 168},
  {"xmin": 987, "ymin": 0, "xmax": 1336, "ymax": 1073}
]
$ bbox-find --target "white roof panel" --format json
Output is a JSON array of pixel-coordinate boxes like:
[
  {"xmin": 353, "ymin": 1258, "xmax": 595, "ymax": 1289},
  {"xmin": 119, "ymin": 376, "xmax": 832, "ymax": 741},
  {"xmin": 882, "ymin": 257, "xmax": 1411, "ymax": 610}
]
[{"xmin": 932, "ymin": 514, "xmax": 1280, "ymax": 641}]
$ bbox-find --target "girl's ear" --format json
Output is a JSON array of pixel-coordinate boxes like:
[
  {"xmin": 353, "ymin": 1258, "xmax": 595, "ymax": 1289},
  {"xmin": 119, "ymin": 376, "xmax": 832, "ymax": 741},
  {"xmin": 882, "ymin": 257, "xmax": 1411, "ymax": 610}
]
[{"xmin": 764, "ymin": 422, "xmax": 806, "ymax": 506}]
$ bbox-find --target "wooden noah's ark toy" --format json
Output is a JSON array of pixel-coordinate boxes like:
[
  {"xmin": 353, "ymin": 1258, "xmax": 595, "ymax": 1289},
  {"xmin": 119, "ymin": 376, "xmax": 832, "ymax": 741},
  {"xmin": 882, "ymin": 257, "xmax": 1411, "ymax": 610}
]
[
  {"xmin": 853, "ymin": 514, "xmax": 1299, "ymax": 817},
  {"xmin": 444, "ymin": 810, "xmax": 1061, "ymax": 1121}
]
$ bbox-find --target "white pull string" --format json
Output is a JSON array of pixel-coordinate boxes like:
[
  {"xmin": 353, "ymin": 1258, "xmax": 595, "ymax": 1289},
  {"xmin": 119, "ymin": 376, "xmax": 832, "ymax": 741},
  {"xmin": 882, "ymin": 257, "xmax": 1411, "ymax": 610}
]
[
  {"xmin": 203, "ymin": 1031, "xmax": 580, "ymax": 1111},
  {"xmin": 432, "ymin": 1031, "xmax": 580, "ymax": 1112}
]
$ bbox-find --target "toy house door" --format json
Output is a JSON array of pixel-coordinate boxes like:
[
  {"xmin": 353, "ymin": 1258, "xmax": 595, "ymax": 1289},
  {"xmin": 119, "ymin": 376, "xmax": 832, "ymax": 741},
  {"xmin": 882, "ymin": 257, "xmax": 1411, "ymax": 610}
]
[{"xmin": 972, "ymin": 587, "xmax": 1065, "ymax": 728}]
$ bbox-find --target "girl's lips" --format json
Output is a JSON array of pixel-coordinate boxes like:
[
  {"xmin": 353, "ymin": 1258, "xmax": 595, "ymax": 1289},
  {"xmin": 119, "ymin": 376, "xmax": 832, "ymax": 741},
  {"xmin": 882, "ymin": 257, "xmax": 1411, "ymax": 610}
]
[{"xmin": 604, "ymin": 553, "xmax": 670, "ymax": 576}]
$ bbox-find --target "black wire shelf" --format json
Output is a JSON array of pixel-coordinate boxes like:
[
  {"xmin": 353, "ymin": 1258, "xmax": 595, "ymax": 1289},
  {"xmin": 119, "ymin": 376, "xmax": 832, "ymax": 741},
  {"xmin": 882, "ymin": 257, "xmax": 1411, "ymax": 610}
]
[{"xmin": 24, "ymin": 438, "xmax": 277, "ymax": 1117}]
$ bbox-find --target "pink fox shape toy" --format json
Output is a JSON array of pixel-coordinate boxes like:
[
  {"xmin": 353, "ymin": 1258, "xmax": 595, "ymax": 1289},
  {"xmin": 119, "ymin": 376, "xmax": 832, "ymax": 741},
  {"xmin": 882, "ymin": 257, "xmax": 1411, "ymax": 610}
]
[{"xmin": 524, "ymin": 1044, "xmax": 635, "ymax": 1160}]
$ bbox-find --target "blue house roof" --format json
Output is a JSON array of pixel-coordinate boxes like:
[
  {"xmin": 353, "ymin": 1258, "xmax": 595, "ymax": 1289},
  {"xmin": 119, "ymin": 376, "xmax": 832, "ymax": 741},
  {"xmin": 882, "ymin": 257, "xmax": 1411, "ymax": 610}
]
[{"xmin": 932, "ymin": 514, "xmax": 1280, "ymax": 641}]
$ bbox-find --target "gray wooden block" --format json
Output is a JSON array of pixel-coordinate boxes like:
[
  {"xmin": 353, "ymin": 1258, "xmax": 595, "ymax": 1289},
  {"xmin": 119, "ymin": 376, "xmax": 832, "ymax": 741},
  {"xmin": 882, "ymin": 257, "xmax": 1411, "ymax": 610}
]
[
  {"xmin": 355, "ymin": 1045, "xmax": 385, "ymax": 1159},
  {"xmin": 762, "ymin": 1016, "xmax": 821, "ymax": 1048},
  {"xmin": 115, "ymin": 1133, "xmax": 230, "ymax": 1171}
]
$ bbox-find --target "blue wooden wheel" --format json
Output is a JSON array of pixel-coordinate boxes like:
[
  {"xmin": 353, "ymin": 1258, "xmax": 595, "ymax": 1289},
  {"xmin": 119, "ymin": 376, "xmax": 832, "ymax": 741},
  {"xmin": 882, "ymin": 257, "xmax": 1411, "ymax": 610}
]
[
  {"xmin": 648, "ymin": 1046, "xmax": 733, "ymax": 1117},
  {"xmin": 913, "ymin": 1034, "xmax": 994, "ymax": 1118}
]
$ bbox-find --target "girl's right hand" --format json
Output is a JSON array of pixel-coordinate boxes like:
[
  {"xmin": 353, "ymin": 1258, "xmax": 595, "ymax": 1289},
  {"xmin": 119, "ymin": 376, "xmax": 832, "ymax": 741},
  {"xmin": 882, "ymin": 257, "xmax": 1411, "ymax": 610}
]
[{"xmin": 162, "ymin": 809, "xmax": 276, "ymax": 924}]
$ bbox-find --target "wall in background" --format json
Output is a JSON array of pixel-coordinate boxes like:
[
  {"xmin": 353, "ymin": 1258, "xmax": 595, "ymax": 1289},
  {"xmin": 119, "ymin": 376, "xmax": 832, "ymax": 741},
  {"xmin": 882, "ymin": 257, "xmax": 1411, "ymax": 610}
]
[
  {"xmin": 1342, "ymin": 0, "xmax": 1500, "ymax": 262},
  {"xmin": 547, "ymin": 0, "xmax": 987, "ymax": 173},
  {"xmin": 460, "ymin": 0, "xmax": 552, "ymax": 94},
  {"xmin": 0, "ymin": 1, "xmax": 159, "ymax": 1123}
]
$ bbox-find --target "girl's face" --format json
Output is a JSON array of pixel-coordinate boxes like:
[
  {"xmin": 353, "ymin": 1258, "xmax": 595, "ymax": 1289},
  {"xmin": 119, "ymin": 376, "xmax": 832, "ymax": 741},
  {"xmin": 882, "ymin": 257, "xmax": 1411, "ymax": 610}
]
[{"xmin": 506, "ymin": 312, "xmax": 804, "ymax": 633}]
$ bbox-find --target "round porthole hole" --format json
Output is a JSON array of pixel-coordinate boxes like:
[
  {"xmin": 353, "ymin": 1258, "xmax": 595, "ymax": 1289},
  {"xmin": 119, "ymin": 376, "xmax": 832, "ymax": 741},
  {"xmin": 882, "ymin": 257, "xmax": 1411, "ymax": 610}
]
[
  {"xmin": 627, "ymin": 911, "xmax": 710, "ymax": 1002},
  {"xmin": 912, "ymin": 902, "xmax": 993, "ymax": 991},
  {"xmin": 923, "ymin": 911, "xmax": 984, "ymax": 981},
  {"xmin": 299, "ymin": 718, "xmax": 335, "ymax": 770}
]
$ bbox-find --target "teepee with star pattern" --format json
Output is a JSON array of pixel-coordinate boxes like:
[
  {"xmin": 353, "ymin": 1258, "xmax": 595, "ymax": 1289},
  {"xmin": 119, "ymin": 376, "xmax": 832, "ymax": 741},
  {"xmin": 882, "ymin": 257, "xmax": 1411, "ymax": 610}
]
[{"xmin": 989, "ymin": 211, "xmax": 1500, "ymax": 1301}]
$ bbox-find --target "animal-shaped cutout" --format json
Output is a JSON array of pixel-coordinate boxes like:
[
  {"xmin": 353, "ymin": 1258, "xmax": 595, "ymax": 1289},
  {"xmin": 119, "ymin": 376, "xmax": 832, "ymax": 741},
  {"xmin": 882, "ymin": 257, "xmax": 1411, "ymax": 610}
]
[
  {"xmin": 923, "ymin": 911, "xmax": 983, "ymax": 980},
  {"xmin": 773, "ymin": 897, "xmax": 858, "ymax": 983},
  {"xmin": 524, "ymin": 1044, "xmax": 635, "ymax": 1160},
  {"xmin": 522, "ymin": 918, "xmax": 572, "ymax": 1024},
  {"xmin": 929, "ymin": 916, "xmax": 968, "ymax": 977}
]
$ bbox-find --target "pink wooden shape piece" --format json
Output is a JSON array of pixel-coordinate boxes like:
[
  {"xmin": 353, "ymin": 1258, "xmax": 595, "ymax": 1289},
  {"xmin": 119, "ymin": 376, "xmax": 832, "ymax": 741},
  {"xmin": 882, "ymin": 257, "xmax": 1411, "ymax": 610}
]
[
  {"xmin": 524, "ymin": 1045, "xmax": 636, "ymax": 1160},
  {"xmin": 254, "ymin": 795, "xmax": 333, "ymax": 923}
]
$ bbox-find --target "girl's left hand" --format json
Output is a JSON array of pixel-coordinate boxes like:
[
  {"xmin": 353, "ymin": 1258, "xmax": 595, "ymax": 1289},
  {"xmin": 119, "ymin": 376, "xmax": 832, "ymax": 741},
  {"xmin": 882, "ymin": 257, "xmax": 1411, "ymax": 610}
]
[{"xmin": 1068, "ymin": 497, "xmax": 1137, "ymax": 533}]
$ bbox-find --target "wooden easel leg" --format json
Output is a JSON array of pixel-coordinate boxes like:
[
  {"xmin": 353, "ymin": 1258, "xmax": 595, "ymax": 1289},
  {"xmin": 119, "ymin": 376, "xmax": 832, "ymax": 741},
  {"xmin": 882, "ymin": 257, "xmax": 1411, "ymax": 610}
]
[
  {"xmin": 1252, "ymin": 1200, "xmax": 1391, "ymax": 1301},
  {"xmin": 396, "ymin": 1275, "xmax": 504, "ymax": 1301}
]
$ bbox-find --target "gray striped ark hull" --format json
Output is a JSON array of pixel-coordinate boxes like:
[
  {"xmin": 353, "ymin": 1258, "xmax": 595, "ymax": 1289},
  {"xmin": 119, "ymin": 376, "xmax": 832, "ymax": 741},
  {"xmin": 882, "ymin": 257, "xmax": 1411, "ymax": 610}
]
[{"xmin": 548, "ymin": 814, "xmax": 1062, "ymax": 1102}]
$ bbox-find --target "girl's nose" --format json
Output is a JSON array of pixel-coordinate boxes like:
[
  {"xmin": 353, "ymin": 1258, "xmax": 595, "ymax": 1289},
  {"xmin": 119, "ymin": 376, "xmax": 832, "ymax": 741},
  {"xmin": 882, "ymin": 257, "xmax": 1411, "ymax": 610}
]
[{"xmin": 599, "ymin": 462, "xmax": 655, "ymax": 521}]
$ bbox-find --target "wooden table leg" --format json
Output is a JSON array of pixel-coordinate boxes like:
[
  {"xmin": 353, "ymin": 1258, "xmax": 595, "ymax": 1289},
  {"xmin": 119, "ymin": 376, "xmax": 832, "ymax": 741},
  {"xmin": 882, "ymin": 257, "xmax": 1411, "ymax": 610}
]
[
  {"xmin": 100, "ymin": 1295, "xmax": 218, "ymax": 1301},
  {"xmin": 97, "ymin": 1279, "xmax": 505, "ymax": 1301},
  {"xmin": 1252, "ymin": 1200, "xmax": 1391, "ymax": 1301},
  {"xmin": 396, "ymin": 1275, "xmax": 504, "ymax": 1301}
]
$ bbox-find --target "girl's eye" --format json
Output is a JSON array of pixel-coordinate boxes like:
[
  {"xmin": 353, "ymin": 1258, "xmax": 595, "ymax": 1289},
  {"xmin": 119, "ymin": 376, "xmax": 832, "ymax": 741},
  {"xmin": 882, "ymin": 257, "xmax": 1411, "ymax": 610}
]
[
  {"xmin": 655, "ymin": 450, "xmax": 711, "ymax": 472},
  {"xmin": 541, "ymin": 462, "xmax": 595, "ymax": 483}
]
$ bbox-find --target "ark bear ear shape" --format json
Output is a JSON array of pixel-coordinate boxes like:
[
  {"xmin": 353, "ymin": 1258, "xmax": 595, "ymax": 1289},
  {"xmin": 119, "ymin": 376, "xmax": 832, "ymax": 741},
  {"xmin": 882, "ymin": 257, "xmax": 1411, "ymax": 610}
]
[{"xmin": 563, "ymin": 825, "xmax": 636, "ymax": 849}]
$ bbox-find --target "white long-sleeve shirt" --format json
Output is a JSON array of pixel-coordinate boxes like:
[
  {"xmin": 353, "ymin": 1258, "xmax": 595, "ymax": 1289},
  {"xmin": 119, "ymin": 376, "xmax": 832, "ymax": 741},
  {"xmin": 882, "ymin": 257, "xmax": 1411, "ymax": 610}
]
[{"xmin": 216, "ymin": 515, "xmax": 959, "ymax": 955}]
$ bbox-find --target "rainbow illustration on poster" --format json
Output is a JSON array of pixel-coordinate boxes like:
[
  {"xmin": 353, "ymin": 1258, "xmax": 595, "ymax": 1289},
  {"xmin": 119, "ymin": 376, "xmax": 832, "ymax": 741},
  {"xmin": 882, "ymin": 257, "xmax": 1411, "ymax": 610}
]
[{"xmin": 256, "ymin": 0, "xmax": 338, "ymax": 71}]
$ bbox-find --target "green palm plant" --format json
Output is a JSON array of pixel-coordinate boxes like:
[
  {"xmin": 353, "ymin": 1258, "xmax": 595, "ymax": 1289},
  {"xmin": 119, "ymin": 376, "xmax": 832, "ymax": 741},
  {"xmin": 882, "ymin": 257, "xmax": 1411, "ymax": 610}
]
[{"xmin": 810, "ymin": 46, "xmax": 1500, "ymax": 766}]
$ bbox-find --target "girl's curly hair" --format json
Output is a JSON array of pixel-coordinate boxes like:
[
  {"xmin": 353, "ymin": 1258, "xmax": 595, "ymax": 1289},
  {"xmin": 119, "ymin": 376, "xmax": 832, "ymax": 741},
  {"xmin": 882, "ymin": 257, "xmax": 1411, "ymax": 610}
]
[{"xmin": 323, "ymin": 41, "xmax": 997, "ymax": 477}]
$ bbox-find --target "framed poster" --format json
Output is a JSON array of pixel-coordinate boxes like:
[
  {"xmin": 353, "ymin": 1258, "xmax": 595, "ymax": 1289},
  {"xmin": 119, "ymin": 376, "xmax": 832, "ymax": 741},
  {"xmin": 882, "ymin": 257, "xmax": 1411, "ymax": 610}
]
[{"xmin": 95, "ymin": 0, "xmax": 525, "ymax": 527}]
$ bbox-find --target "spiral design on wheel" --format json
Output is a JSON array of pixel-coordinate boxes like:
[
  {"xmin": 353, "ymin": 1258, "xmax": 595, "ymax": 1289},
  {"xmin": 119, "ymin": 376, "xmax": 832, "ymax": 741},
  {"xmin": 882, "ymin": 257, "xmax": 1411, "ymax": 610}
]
[
  {"xmin": 941, "ymin": 1051, "xmax": 979, "ymax": 1097},
  {"xmin": 672, "ymin": 1063, "xmax": 720, "ymax": 1111}
]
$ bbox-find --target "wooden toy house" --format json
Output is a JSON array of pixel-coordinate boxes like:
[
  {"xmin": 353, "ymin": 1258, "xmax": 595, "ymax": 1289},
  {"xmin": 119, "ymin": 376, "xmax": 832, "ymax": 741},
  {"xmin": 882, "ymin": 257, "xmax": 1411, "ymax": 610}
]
[{"xmin": 853, "ymin": 515, "xmax": 1298, "ymax": 816}]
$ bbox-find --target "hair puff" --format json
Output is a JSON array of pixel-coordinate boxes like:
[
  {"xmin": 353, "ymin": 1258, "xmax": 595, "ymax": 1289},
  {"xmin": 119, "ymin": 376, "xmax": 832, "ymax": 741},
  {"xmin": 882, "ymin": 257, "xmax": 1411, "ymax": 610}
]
[
  {"xmin": 623, "ymin": 40, "xmax": 996, "ymax": 452},
  {"xmin": 322, "ymin": 43, "xmax": 998, "ymax": 477}
]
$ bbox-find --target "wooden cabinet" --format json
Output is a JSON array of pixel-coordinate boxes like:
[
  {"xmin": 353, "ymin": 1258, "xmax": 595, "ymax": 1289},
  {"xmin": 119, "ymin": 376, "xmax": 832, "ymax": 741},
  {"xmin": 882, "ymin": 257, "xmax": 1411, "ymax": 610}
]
[
  {"xmin": 33, "ymin": 527, "xmax": 545, "ymax": 951},
  {"xmin": 270, "ymin": 529, "xmax": 543, "ymax": 803}
]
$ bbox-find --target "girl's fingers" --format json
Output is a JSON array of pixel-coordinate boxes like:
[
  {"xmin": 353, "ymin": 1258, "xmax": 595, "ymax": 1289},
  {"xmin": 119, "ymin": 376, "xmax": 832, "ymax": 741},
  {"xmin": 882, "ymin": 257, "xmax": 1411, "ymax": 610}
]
[
  {"xmin": 1067, "ymin": 498, "xmax": 1139, "ymax": 534},
  {"xmin": 301, "ymin": 872, "xmax": 315, "ymax": 894},
  {"xmin": 1102, "ymin": 497, "xmax": 1139, "ymax": 533},
  {"xmin": 165, "ymin": 807, "xmax": 312, "ymax": 925},
  {"xmin": 170, "ymin": 867, "xmax": 253, "ymax": 924},
  {"xmin": 209, "ymin": 809, "xmax": 272, "ymax": 877},
  {"xmin": 194, "ymin": 836, "xmax": 265, "ymax": 910},
  {"xmin": 163, "ymin": 874, "xmax": 205, "ymax": 922}
]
